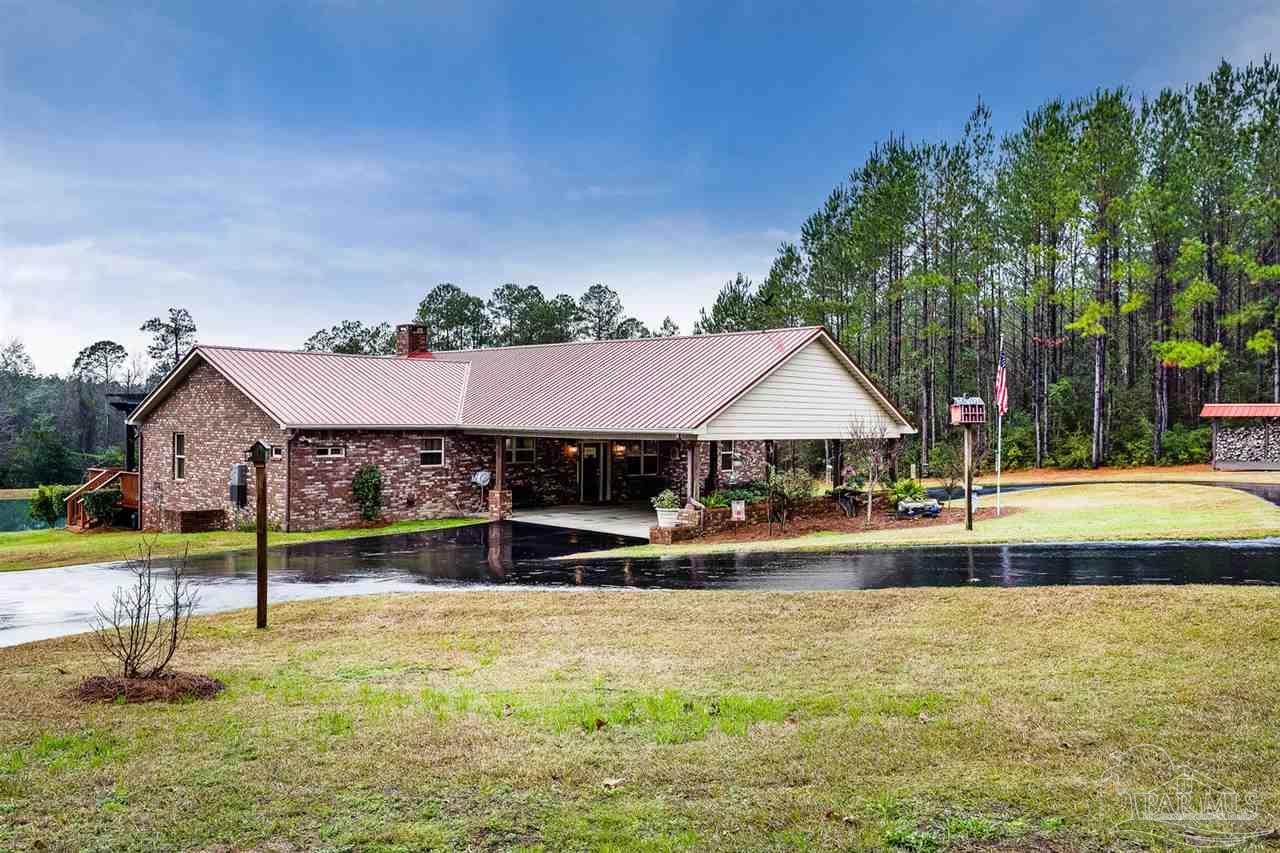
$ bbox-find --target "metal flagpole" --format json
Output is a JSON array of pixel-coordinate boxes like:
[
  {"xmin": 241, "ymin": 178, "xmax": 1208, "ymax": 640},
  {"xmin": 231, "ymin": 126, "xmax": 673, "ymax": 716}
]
[
  {"xmin": 996, "ymin": 335, "xmax": 1003, "ymax": 516},
  {"xmin": 996, "ymin": 397, "xmax": 1003, "ymax": 515}
]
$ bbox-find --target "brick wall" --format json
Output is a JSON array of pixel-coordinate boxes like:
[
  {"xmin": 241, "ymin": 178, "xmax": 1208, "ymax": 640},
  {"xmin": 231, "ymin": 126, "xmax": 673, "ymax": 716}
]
[
  {"xmin": 287, "ymin": 432, "xmax": 584, "ymax": 531},
  {"xmin": 288, "ymin": 430, "xmax": 491, "ymax": 531},
  {"xmin": 138, "ymin": 362, "xmax": 289, "ymax": 532}
]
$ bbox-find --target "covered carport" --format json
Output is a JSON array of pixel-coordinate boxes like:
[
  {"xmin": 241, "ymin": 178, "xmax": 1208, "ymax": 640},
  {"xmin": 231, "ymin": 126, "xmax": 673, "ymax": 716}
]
[{"xmin": 512, "ymin": 503, "xmax": 656, "ymax": 539}]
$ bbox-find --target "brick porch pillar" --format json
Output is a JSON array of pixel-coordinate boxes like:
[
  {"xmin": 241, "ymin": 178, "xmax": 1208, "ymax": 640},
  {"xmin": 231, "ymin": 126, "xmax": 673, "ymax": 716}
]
[{"xmin": 488, "ymin": 436, "xmax": 512, "ymax": 520}]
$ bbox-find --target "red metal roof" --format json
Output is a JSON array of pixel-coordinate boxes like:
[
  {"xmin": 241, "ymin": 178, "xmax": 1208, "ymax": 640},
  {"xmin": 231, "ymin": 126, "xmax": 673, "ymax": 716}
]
[
  {"xmin": 131, "ymin": 346, "xmax": 469, "ymax": 428},
  {"xmin": 130, "ymin": 327, "xmax": 913, "ymax": 434},
  {"xmin": 1200, "ymin": 403, "xmax": 1280, "ymax": 418},
  {"xmin": 433, "ymin": 327, "xmax": 823, "ymax": 432}
]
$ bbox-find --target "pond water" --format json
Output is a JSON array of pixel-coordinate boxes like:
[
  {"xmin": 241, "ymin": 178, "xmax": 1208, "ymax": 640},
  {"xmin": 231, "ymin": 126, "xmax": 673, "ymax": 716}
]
[
  {"xmin": 2, "ymin": 520, "xmax": 1278, "ymax": 647},
  {"xmin": 0, "ymin": 499, "xmax": 63, "ymax": 533}
]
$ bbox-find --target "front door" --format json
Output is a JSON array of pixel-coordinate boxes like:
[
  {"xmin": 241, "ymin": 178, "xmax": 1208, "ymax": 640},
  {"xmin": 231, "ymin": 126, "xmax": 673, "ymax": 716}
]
[{"xmin": 580, "ymin": 442, "xmax": 604, "ymax": 503}]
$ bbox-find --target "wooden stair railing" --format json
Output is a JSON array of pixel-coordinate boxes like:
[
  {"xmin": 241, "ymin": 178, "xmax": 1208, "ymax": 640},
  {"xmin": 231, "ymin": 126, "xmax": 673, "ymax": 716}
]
[{"xmin": 65, "ymin": 467, "xmax": 136, "ymax": 531}]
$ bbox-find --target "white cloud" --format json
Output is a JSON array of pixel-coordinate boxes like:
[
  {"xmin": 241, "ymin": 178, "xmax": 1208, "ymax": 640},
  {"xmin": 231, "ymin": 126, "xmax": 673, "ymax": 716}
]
[{"xmin": 0, "ymin": 130, "xmax": 773, "ymax": 372}]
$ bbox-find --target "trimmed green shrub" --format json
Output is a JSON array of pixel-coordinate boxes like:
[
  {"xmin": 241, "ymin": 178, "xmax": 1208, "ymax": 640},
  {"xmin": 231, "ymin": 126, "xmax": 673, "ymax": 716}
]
[
  {"xmin": 81, "ymin": 487, "xmax": 122, "ymax": 524},
  {"xmin": 889, "ymin": 479, "xmax": 926, "ymax": 504},
  {"xmin": 29, "ymin": 484, "xmax": 75, "ymax": 527},
  {"xmin": 704, "ymin": 483, "xmax": 770, "ymax": 507},
  {"xmin": 351, "ymin": 464, "xmax": 383, "ymax": 521}
]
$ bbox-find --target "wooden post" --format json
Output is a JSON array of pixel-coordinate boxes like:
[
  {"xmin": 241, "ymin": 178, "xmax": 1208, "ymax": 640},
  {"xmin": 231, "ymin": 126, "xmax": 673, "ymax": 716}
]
[
  {"xmin": 963, "ymin": 426, "xmax": 974, "ymax": 531},
  {"xmin": 494, "ymin": 436, "xmax": 505, "ymax": 491},
  {"xmin": 255, "ymin": 457, "xmax": 267, "ymax": 629},
  {"xmin": 1211, "ymin": 417, "xmax": 1219, "ymax": 470},
  {"xmin": 685, "ymin": 446, "xmax": 695, "ymax": 501}
]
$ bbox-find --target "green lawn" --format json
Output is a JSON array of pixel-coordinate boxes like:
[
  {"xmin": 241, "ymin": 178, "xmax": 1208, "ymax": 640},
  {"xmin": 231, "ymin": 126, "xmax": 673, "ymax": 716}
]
[
  {"xmin": 0, "ymin": 517, "xmax": 484, "ymax": 572},
  {"xmin": 1, "ymin": 587, "xmax": 1276, "ymax": 850},
  {"xmin": 573, "ymin": 482, "xmax": 1280, "ymax": 560}
]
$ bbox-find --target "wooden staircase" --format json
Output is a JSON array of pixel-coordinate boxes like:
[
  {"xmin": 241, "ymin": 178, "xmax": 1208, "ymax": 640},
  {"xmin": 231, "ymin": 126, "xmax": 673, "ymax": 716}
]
[{"xmin": 65, "ymin": 467, "xmax": 140, "ymax": 531}]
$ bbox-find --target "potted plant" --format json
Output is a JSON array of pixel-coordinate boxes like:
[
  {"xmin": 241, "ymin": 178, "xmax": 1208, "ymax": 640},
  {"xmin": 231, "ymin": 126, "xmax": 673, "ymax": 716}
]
[{"xmin": 651, "ymin": 488, "xmax": 682, "ymax": 528}]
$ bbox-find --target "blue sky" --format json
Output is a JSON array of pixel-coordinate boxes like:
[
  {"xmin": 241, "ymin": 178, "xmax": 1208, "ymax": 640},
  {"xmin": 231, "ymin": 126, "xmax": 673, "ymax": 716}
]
[{"xmin": 2, "ymin": 1, "xmax": 1276, "ymax": 373}]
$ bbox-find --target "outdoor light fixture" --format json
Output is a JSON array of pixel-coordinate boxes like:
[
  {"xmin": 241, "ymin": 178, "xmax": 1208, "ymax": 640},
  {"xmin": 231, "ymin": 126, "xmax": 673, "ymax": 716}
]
[
  {"xmin": 564, "ymin": 443, "xmax": 578, "ymax": 457},
  {"xmin": 613, "ymin": 443, "xmax": 627, "ymax": 457}
]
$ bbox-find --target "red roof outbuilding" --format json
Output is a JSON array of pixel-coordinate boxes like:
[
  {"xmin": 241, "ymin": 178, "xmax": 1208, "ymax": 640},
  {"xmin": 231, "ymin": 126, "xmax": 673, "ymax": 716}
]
[{"xmin": 1199, "ymin": 403, "xmax": 1280, "ymax": 418}]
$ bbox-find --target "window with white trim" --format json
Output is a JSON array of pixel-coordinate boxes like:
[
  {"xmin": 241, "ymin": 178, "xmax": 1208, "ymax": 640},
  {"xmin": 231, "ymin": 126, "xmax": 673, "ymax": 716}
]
[
  {"xmin": 505, "ymin": 436, "xmax": 536, "ymax": 464},
  {"xmin": 624, "ymin": 440, "xmax": 659, "ymax": 476},
  {"xmin": 420, "ymin": 437, "xmax": 445, "ymax": 467},
  {"xmin": 172, "ymin": 432, "xmax": 186, "ymax": 480},
  {"xmin": 315, "ymin": 446, "xmax": 345, "ymax": 459},
  {"xmin": 719, "ymin": 440, "xmax": 736, "ymax": 472},
  {"xmin": 271, "ymin": 446, "xmax": 284, "ymax": 459}
]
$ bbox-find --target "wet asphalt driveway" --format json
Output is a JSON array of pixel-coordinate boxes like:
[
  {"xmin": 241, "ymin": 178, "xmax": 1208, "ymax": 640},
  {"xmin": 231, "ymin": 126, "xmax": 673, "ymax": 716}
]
[{"xmin": 2, "ymin": 516, "xmax": 1280, "ymax": 647}]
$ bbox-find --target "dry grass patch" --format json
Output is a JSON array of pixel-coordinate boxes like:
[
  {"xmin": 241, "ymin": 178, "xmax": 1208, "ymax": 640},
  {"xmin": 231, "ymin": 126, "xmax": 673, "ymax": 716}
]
[{"xmin": 1, "ymin": 587, "xmax": 1277, "ymax": 850}]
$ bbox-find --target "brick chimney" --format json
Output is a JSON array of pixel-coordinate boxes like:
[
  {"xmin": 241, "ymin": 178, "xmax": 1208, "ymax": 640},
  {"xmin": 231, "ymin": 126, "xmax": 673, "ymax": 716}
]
[{"xmin": 394, "ymin": 323, "xmax": 430, "ymax": 357}]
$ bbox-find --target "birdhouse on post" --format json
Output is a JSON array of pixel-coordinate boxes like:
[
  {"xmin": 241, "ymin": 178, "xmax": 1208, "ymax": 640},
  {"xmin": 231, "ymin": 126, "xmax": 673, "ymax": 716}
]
[
  {"xmin": 244, "ymin": 440, "xmax": 272, "ymax": 629},
  {"xmin": 950, "ymin": 396, "xmax": 985, "ymax": 532},
  {"xmin": 949, "ymin": 395, "xmax": 987, "ymax": 426}
]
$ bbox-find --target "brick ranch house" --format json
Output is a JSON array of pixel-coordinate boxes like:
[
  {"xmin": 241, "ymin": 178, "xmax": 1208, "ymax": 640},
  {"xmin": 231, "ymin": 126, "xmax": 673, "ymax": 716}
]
[{"xmin": 125, "ymin": 325, "xmax": 915, "ymax": 533}]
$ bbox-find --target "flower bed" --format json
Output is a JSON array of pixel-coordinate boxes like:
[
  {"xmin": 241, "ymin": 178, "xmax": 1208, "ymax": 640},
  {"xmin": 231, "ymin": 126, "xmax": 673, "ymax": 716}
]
[
  {"xmin": 649, "ymin": 495, "xmax": 837, "ymax": 544},
  {"xmin": 648, "ymin": 495, "xmax": 1016, "ymax": 545}
]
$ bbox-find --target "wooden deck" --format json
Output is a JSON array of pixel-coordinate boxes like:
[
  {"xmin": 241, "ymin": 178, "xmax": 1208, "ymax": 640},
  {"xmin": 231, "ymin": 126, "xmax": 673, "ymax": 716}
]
[{"xmin": 65, "ymin": 468, "xmax": 139, "ymax": 531}]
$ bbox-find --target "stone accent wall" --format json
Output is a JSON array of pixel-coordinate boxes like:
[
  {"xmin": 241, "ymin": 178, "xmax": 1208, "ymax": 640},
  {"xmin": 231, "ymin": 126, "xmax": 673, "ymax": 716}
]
[
  {"xmin": 138, "ymin": 362, "xmax": 290, "ymax": 532},
  {"xmin": 659, "ymin": 439, "xmax": 769, "ymax": 502},
  {"xmin": 488, "ymin": 488, "xmax": 513, "ymax": 520},
  {"xmin": 502, "ymin": 438, "xmax": 580, "ymax": 506},
  {"xmin": 721, "ymin": 440, "xmax": 767, "ymax": 485},
  {"xmin": 1215, "ymin": 422, "xmax": 1280, "ymax": 466}
]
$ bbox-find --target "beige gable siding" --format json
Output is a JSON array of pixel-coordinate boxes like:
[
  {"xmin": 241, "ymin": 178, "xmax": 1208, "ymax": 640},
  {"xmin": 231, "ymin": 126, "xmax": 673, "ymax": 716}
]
[{"xmin": 698, "ymin": 339, "xmax": 911, "ymax": 440}]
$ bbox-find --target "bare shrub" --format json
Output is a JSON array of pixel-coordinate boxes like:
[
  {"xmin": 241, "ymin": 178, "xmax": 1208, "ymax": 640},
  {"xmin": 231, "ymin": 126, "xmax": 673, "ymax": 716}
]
[
  {"xmin": 847, "ymin": 416, "xmax": 901, "ymax": 522},
  {"xmin": 88, "ymin": 545, "xmax": 199, "ymax": 680}
]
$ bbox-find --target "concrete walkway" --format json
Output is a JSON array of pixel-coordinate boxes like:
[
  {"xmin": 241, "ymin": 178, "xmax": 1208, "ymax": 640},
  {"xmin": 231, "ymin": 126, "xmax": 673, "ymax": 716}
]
[{"xmin": 513, "ymin": 503, "xmax": 653, "ymax": 540}]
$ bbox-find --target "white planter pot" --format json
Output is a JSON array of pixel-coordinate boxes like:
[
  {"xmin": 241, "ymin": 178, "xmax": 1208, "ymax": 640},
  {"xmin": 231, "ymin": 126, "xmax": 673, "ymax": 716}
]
[{"xmin": 655, "ymin": 507, "xmax": 681, "ymax": 528}]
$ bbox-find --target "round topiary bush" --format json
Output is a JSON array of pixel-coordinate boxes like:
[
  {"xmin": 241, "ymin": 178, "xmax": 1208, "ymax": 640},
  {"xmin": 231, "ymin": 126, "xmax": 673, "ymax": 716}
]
[{"xmin": 351, "ymin": 464, "xmax": 383, "ymax": 521}]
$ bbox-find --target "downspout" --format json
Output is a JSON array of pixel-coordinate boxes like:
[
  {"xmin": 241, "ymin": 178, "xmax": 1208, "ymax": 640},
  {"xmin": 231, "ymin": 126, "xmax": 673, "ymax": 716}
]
[
  {"xmin": 284, "ymin": 430, "xmax": 295, "ymax": 532},
  {"xmin": 136, "ymin": 429, "xmax": 143, "ymax": 530}
]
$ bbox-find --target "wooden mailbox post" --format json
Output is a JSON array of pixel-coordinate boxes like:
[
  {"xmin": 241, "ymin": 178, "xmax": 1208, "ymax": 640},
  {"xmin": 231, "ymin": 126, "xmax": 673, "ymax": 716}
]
[
  {"xmin": 949, "ymin": 396, "xmax": 986, "ymax": 531},
  {"xmin": 246, "ymin": 440, "xmax": 271, "ymax": 629}
]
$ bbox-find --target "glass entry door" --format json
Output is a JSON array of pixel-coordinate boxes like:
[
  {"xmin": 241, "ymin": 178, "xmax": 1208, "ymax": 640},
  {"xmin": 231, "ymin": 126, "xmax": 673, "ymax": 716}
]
[{"xmin": 580, "ymin": 442, "xmax": 605, "ymax": 503}]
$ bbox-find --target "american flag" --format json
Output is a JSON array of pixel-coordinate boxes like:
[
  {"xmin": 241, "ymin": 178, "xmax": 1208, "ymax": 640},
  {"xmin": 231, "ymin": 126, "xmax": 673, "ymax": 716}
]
[{"xmin": 994, "ymin": 346, "xmax": 1009, "ymax": 416}]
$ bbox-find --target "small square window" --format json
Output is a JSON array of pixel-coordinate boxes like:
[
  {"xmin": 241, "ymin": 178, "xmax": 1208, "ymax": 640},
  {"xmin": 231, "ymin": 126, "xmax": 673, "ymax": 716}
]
[
  {"xmin": 420, "ymin": 437, "xmax": 445, "ymax": 467},
  {"xmin": 719, "ymin": 440, "xmax": 736, "ymax": 473},
  {"xmin": 271, "ymin": 446, "xmax": 284, "ymax": 459},
  {"xmin": 505, "ymin": 437, "xmax": 536, "ymax": 464}
]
